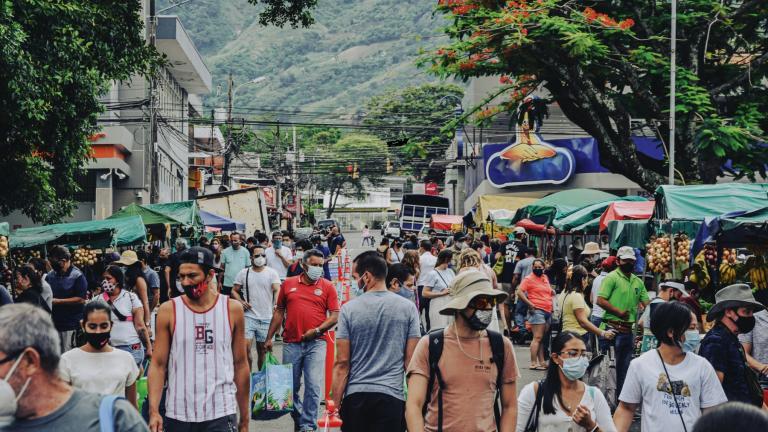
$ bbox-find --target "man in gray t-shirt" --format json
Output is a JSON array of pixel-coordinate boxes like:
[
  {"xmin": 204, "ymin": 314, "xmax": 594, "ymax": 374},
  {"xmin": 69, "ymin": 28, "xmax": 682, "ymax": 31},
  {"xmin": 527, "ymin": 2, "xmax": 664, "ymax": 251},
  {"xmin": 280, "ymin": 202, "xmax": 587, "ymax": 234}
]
[
  {"xmin": 331, "ymin": 251, "xmax": 421, "ymax": 431},
  {"xmin": 513, "ymin": 248, "xmax": 536, "ymax": 283},
  {"xmin": 739, "ymin": 309, "xmax": 768, "ymax": 381}
]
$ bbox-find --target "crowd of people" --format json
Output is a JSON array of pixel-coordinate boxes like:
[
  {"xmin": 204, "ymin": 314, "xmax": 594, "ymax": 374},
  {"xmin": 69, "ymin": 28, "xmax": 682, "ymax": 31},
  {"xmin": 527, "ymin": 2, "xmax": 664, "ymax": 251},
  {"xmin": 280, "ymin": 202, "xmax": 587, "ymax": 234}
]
[{"xmin": 1, "ymin": 224, "xmax": 768, "ymax": 432}]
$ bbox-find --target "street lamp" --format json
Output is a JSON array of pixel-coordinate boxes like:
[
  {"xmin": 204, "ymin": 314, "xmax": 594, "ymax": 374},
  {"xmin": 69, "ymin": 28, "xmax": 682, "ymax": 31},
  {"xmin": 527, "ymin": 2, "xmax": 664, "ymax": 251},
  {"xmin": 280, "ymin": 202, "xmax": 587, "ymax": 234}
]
[
  {"xmin": 233, "ymin": 76, "xmax": 268, "ymax": 106},
  {"xmin": 486, "ymin": 214, "xmax": 495, "ymax": 238}
]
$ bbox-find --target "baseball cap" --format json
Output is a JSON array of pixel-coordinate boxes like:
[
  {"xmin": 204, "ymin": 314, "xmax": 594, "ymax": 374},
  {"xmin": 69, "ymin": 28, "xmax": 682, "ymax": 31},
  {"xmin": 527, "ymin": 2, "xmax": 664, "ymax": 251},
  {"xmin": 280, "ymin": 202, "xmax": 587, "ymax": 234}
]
[
  {"xmin": 659, "ymin": 281, "xmax": 689, "ymax": 297},
  {"xmin": 178, "ymin": 246, "xmax": 222, "ymax": 272},
  {"xmin": 513, "ymin": 227, "xmax": 526, "ymax": 235},
  {"xmin": 453, "ymin": 232, "xmax": 467, "ymax": 242},
  {"xmin": 617, "ymin": 246, "xmax": 636, "ymax": 260}
]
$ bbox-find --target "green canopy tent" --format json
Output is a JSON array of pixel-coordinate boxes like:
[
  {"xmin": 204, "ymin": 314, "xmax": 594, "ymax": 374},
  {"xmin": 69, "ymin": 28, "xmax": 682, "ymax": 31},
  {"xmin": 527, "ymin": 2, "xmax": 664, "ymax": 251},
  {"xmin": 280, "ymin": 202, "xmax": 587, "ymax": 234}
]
[
  {"xmin": 10, "ymin": 216, "xmax": 147, "ymax": 249},
  {"xmin": 0, "ymin": 222, "xmax": 9, "ymax": 237},
  {"xmin": 553, "ymin": 196, "xmax": 648, "ymax": 233},
  {"xmin": 513, "ymin": 189, "xmax": 619, "ymax": 226},
  {"xmin": 607, "ymin": 220, "xmax": 650, "ymax": 250},
  {"xmin": 699, "ymin": 207, "xmax": 768, "ymax": 248},
  {"xmin": 107, "ymin": 203, "xmax": 184, "ymax": 225},
  {"xmin": 143, "ymin": 201, "xmax": 203, "ymax": 227}
]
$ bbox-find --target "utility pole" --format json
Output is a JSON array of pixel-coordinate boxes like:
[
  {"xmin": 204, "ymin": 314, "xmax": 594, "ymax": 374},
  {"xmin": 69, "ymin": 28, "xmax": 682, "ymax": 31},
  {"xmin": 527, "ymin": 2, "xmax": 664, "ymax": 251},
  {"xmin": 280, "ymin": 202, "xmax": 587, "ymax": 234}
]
[
  {"xmin": 220, "ymin": 73, "xmax": 234, "ymax": 191},
  {"xmin": 292, "ymin": 126, "xmax": 299, "ymax": 230},
  {"xmin": 275, "ymin": 121, "xmax": 282, "ymax": 230},
  {"xmin": 148, "ymin": 0, "xmax": 158, "ymax": 203},
  {"xmin": 668, "ymin": 0, "xmax": 677, "ymax": 186}
]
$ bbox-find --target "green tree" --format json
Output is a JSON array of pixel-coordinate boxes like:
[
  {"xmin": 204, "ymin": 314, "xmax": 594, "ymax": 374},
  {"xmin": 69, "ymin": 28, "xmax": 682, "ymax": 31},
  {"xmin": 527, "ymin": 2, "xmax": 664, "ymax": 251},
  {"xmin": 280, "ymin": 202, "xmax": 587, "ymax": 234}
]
[
  {"xmin": 0, "ymin": 1, "xmax": 159, "ymax": 223},
  {"xmin": 248, "ymin": 0, "xmax": 317, "ymax": 28},
  {"xmin": 310, "ymin": 134, "xmax": 389, "ymax": 218},
  {"xmin": 423, "ymin": 1, "xmax": 768, "ymax": 191},
  {"xmin": 363, "ymin": 83, "xmax": 464, "ymax": 182}
]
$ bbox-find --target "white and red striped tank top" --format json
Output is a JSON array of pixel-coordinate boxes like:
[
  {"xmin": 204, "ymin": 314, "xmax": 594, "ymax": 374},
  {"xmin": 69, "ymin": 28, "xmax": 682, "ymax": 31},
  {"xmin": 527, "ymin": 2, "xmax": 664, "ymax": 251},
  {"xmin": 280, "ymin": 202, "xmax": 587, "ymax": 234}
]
[{"xmin": 166, "ymin": 294, "xmax": 236, "ymax": 422}]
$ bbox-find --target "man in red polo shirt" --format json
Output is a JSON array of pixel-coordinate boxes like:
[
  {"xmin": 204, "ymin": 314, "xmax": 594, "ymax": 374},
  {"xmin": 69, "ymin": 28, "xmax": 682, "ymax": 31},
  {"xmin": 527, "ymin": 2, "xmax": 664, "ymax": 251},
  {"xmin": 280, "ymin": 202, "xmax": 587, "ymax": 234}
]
[{"xmin": 265, "ymin": 248, "xmax": 340, "ymax": 432}]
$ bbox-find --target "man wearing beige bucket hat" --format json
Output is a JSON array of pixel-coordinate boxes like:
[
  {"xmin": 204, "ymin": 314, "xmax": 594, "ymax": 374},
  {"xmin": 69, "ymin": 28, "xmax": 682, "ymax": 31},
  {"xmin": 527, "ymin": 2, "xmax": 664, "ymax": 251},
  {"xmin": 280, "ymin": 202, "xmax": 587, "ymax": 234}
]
[
  {"xmin": 406, "ymin": 271, "xmax": 519, "ymax": 432},
  {"xmin": 699, "ymin": 284, "xmax": 766, "ymax": 407}
]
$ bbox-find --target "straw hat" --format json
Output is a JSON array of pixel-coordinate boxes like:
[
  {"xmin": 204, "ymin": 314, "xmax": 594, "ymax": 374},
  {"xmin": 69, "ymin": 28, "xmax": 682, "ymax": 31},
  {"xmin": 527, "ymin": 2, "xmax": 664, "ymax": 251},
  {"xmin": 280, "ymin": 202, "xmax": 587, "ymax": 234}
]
[
  {"xmin": 707, "ymin": 283, "xmax": 765, "ymax": 321},
  {"xmin": 439, "ymin": 270, "xmax": 508, "ymax": 315},
  {"xmin": 114, "ymin": 250, "xmax": 139, "ymax": 266}
]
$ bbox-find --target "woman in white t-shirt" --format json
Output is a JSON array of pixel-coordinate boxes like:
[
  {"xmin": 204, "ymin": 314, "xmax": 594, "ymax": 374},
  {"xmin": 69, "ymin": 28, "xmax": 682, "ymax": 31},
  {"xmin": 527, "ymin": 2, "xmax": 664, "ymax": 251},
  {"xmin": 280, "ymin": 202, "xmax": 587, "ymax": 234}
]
[
  {"xmin": 614, "ymin": 302, "xmax": 727, "ymax": 432},
  {"xmin": 96, "ymin": 265, "xmax": 152, "ymax": 366},
  {"xmin": 422, "ymin": 249, "xmax": 456, "ymax": 331},
  {"xmin": 517, "ymin": 332, "xmax": 616, "ymax": 432},
  {"xmin": 387, "ymin": 239, "xmax": 405, "ymax": 264},
  {"xmin": 59, "ymin": 301, "xmax": 140, "ymax": 407}
]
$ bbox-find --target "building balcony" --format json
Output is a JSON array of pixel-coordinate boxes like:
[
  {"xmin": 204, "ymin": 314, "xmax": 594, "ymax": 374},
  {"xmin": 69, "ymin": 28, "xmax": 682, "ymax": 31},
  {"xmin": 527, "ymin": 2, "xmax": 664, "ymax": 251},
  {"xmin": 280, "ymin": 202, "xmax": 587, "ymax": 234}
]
[{"xmin": 156, "ymin": 16, "xmax": 212, "ymax": 95}]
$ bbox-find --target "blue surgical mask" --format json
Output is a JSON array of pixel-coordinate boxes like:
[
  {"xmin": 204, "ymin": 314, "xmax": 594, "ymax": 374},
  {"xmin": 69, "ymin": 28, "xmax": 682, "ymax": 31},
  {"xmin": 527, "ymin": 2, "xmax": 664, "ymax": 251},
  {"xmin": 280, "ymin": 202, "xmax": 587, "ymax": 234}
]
[
  {"xmin": 560, "ymin": 356, "xmax": 589, "ymax": 381},
  {"xmin": 350, "ymin": 279, "xmax": 363, "ymax": 297},
  {"xmin": 683, "ymin": 330, "xmax": 700, "ymax": 353},
  {"xmin": 306, "ymin": 265, "xmax": 323, "ymax": 281}
]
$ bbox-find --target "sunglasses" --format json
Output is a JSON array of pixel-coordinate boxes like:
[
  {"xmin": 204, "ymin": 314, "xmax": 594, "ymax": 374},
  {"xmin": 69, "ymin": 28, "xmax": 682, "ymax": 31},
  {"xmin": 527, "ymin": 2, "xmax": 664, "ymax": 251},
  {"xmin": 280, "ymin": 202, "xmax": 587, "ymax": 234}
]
[
  {"xmin": 254, "ymin": 254, "xmax": 266, "ymax": 257},
  {"xmin": 469, "ymin": 296, "xmax": 499, "ymax": 310}
]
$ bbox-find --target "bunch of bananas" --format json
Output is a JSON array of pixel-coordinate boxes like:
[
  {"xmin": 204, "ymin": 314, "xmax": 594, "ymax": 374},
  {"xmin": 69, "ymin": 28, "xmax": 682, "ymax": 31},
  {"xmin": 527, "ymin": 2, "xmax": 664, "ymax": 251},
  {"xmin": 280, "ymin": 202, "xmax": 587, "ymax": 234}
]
[
  {"xmin": 719, "ymin": 261, "xmax": 738, "ymax": 285},
  {"xmin": 747, "ymin": 256, "xmax": 768, "ymax": 290},
  {"xmin": 689, "ymin": 250, "xmax": 711, "ymax": 289}
]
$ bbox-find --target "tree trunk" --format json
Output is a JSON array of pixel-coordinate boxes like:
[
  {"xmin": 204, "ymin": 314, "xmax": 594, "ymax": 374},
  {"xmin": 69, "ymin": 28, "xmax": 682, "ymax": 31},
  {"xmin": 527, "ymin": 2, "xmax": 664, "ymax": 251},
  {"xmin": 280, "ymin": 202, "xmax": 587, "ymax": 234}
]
[{"xmin": 326, "ymin": 185, "xmax": 341, "ymax": 219}]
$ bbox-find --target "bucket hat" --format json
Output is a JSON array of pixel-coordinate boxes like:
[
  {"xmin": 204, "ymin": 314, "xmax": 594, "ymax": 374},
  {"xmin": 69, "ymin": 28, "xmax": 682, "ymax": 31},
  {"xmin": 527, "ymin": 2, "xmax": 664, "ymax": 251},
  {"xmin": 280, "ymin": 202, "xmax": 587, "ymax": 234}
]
[
  {"xmin": 113, "ymin": 250, "xmax": 139, "ymax": 266},
  {"xmin": 581, "ymin": 242, "xmax": 601, "ymax": 255},
  {"xmin": 439, "ymin": 270, "xmax": 508, "ymax": 315},
  {"xmin": 706, "ymin": 283, "xmax": 765, "ymax": 321}
]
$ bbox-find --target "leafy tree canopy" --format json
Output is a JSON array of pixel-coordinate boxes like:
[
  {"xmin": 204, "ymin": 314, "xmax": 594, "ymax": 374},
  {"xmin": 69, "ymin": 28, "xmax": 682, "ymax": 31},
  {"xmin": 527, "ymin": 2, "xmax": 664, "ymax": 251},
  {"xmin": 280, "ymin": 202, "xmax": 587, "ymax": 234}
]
[
  {"xmin": 423, "ymin": 0, "xmax": 768, "ymax": 191},
  {"xmin": 248, "ymin": 0, "xmax": 317, "ymax": 28},
  {"xmin": 363, "ymin": 83, "xmax": 464, "ymax": 182},
  {"xmin": 0, "ymin": 1, "xmax": 159, "ymax": 223}
]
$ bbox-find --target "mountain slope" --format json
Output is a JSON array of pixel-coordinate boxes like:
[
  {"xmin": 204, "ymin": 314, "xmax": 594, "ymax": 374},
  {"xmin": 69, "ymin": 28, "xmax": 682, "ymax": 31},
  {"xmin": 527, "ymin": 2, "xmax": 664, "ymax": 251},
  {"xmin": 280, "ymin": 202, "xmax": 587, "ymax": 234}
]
[{"xmin": 159, "ymin": 0, "xmax": 450, "ymax": 113}]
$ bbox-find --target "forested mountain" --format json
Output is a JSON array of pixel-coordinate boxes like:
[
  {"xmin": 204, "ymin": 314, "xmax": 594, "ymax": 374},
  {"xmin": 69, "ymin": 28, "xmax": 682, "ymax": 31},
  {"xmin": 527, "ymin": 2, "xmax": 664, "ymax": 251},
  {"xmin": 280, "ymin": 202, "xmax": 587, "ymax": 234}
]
[{"xmin": 159, "ymin": 0, "xmax": 448, "ymax": 112}]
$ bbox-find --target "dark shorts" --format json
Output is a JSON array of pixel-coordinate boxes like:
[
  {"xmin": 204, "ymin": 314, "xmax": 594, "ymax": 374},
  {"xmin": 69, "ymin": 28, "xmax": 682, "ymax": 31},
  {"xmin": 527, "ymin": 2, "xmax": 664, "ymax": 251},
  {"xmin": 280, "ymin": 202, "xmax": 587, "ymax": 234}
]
[
  {"xmin": 340, "ymin": 392, "xmax": 405, "ymax": 432},
  {"xmin": 165, "ymin": 414, "xmax": 237, "ymax": 432}
]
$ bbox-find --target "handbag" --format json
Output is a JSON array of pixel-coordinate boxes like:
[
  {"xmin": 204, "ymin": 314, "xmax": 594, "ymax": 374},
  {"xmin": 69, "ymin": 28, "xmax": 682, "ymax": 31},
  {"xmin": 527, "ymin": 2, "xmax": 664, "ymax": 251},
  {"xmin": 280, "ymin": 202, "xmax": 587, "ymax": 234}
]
[
  {"xmin": 584, "ymin": 344, "xmax": 617, "ymax": 410},
  {"xmin": 738, "ymin": 344, "xmax": 765, "ymax": 407}
]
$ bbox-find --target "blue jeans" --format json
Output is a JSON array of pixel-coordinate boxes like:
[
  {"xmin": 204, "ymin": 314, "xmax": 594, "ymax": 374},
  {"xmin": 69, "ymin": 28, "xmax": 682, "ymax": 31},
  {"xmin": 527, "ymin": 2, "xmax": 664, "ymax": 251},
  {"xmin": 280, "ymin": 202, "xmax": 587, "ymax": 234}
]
[
  {"xmin": 599, "ymin": 332, "xmax": 634, "ymax": 395},
  {"xmin": 283, "ymin": 339, "xmax": 326, "ymax": 431}
]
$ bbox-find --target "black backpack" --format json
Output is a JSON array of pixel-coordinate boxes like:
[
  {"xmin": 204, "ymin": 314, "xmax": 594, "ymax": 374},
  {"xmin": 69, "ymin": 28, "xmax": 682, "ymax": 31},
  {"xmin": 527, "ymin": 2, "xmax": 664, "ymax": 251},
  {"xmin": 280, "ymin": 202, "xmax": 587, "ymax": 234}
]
[{"xmin": 423, "ymin": 328, "xmax": 506, "ymax": 432}]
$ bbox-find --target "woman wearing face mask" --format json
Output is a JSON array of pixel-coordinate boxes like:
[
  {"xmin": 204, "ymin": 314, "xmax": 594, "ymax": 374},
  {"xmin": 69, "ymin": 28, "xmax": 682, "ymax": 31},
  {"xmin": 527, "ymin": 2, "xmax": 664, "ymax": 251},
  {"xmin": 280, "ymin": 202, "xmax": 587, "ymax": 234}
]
[
  {"xmin": 519, "ymin": 259, "xmax": 556, "ymax": 370},
  {"xmin": 557, "ymin": 265, "xmax": 615, "ymax": 346},
  {"xmin": 13, "ymin": 264, "xmax": 51, "ymax": 313},
  {"xmin": 613, "ymin": 302, "xmax": 728, "ymax": 432},
  {"xmin": 517, "ymin": 331, "xmax": 617, "ymax": 432},
  {"xmin": 58, "ymin": 301, "xmax": 140, "ymax": 407},
  {"xmin": 387, "ymin": 239, "xmax": 405, "ymax": 264},
  {"xmin": 97, "ymin": 265, "xmax": 152, "ymax": 366},
  {"xmin": 457, "ymin": 248, "xmax": 504, "ymax": 333},
  {"xmin": 422, "ymin": 249, "xmax": 455, "ymax": 331}
]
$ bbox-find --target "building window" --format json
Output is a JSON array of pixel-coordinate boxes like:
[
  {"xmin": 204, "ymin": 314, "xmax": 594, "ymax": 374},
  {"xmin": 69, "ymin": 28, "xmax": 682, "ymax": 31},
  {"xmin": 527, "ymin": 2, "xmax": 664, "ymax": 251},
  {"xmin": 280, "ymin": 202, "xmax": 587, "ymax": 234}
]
[{"xmin": 73, "ymin": 170, "xmax": 97, "ymax": 202}]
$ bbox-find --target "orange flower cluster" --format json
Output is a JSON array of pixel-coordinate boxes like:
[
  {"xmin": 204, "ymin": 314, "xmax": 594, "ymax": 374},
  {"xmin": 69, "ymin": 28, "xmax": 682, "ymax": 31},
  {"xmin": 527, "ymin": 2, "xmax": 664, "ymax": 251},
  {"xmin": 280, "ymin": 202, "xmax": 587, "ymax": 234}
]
[
  {"xmin": 500, "ymin": 75, "xmax": 513, "ymax": 84},
  {"xmin": 583, "ymin": 7, "xmax": 634, "ymax": 30},
  {"xmin": 438, "ymin": 0, "xmax": 479, "ymax": 15},
  {"xmin": 459, "ymin": 60, "xmax": 477, "ymax": 71}
]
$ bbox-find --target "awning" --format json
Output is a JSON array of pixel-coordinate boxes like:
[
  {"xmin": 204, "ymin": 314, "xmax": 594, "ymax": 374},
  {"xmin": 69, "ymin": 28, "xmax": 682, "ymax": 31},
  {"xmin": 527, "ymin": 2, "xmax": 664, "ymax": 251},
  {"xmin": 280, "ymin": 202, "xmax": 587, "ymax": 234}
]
[
  {"xmin": 108, "ymin": 203, "xmax": 184, "ymax": 225},
  {"xmin": 607, "ymin": 220, "xmax": 650, "ymax": 250},
  {"xmin": 654, "ymin": 183, "xmax": 768, "ymax": 221},
  {"xmin": 0, "ymin": 222, "xmax": 8, "ymax": 237},
  {"xmin": 513, "ymin": 189, "xmax": 619, "ymax": 226},
  {"xmin": 553, "ymin": 196, "xmax": 648, "ymax": 233},
  {"xmin": 599, "ymin": 201, "xmax": 655, "ymax": 232},
  {"xmin": 476, "ymin": 195, "xmax": 538, "ymax": 224},
  {"xmin": 10, "ymin": 216, "xmax": 147, "ymax": 249},
  {"xmin": 430, "ymin": 214, "xmax": 463, "ymax": 231},
  {"xmin": 515, "ymin": 219, "xmax": 553, "ymax": 234},
  {"xmin": 199, "ymin": 210, "xmax": 246, "ymax": 232},
  {"xmin": 143, "ymin": 201, "xmax": 203, "ymax": 227},
  {"xmin": 690, "ymin": 207, "xmax": 768, "ymax": 260}
]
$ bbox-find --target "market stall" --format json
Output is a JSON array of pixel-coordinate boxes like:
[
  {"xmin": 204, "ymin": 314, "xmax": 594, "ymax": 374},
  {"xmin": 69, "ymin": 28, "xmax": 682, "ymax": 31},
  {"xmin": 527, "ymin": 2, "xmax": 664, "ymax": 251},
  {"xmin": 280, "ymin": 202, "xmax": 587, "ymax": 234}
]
[
  {"xmin": 200, "ymin": 210, "xmax": 246, "ymax": 232},
  {"xmin": 552, "ymin": 196, "xmax": 648, "ymax": 233},
  {"xmin": 599, "ymin": 200, "xmax": 655, "ymax": 232},
  {"xmin": 10, "ymin": 216, "xmax": 147, "ymax": 250},
  {"xmin": 430, "ymin": 214, "xmax": 463, "ymax": 231},
  {"xmin": 512, "ymin": 189, "xmax": 618, "ymax": 226},
  {"xmin": 607, "ymin": 219, "xmax": 650, "ymax": 251},
  {"xmin": 108, "ymin": 203, "xmax": 185, "ymax": 225},
  {"xmin": 476, "ymin": 195, "xmax": 537, "ymax": 225}
]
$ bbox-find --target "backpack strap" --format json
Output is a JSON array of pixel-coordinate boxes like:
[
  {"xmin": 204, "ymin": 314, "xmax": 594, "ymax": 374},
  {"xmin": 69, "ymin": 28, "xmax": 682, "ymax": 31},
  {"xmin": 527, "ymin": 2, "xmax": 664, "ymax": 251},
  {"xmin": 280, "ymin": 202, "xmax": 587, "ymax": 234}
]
[
  {"xmin": 244, "ymin": 268, "xmax": 250, "ymax": 303},
  {"xmin": 99, "ymin": 395, "xmax": 124, "ymax": 432},
  {"xmin": 423, "ymin": 329, "xmax": 445, "ymax": 432},
  {"xmin": 488, "ymin": 329, "xmax": 506, "ymax": 430}
]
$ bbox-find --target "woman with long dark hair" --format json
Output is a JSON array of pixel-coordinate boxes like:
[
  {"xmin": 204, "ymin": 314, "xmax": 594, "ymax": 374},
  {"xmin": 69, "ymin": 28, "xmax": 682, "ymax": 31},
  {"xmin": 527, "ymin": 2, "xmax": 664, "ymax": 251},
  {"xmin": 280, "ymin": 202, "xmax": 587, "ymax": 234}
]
[
  {"xmin": 115, "ymin": 250, "xmax": 151, "ymax": 328},
  {"xmin": 422, "ymin": 249, "xmax": 455, "ymax": 331},
  {"xmin": 517, "ymin": 331, "xmax": 616, "ymax": 431},
  {"xmin": 546, "ymin": 258, "xmax": 568, "ymax": 293},
  {"xmin": 557, "ymin": 265, "xmax": 615, "ymax": 345},
  {"xmin": 14, "ymin": 264, "xmax": 51, "ymax": 313}
]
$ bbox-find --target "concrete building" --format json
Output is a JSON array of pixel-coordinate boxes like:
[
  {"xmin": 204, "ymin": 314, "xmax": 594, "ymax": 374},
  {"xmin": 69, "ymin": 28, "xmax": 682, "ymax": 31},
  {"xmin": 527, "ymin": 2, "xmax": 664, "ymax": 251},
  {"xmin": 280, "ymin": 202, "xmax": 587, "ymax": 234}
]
[{"xmin": 5, "ymin": 5, "xmax": 211, "ymax": 228}]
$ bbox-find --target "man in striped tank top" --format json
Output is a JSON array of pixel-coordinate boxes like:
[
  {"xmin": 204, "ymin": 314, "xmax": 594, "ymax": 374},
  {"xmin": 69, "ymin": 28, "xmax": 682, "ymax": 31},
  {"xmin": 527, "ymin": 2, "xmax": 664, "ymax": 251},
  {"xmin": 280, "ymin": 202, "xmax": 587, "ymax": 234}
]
[{"xmin": 147, "ymin": 247, "xmax": 250, "ymax": 432}]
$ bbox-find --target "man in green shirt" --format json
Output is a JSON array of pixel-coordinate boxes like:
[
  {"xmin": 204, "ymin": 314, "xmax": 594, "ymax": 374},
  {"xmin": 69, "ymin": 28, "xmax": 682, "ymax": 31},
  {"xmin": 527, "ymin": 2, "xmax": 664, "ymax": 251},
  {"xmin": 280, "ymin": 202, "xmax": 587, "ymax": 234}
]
[
  {"xmin": 596, "ymin": 246, "xmax": 650, "ymax": 396},
  {"xmin": 221, "ymin": 232, "xmax": 252, "ymax": 296}
]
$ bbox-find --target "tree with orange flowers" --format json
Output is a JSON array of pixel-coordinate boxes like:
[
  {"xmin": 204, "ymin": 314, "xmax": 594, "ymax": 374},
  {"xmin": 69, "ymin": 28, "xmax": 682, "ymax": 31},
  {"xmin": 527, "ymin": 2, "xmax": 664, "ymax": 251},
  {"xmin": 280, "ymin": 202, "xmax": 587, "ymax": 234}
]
[{"xmin": 423, "ymin": 0, "xmax": 768, "ymax": 190}]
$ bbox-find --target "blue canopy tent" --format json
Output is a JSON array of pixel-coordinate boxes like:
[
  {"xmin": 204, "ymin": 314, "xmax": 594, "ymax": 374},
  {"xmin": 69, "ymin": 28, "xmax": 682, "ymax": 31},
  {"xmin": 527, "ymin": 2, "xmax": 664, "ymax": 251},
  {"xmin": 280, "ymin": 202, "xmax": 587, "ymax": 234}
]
[{"xmin": 199, "ymin": 210, "xmax": 246, "ymax": 232}]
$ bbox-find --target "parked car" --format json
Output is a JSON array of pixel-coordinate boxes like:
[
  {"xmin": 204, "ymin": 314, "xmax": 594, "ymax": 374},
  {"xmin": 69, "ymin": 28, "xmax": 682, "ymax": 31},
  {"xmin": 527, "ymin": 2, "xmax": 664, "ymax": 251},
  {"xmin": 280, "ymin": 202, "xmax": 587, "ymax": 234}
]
[
  {"xmin": 316, "ymin": 219, "xmax": 338, "ymax": 232},
  {"xmin": 381, "ymin": 221, "xmax": 401, "ymax": 239},
  {"xmin": 293, "ymin": 227, "xmax": 314, "ymax": 242}
]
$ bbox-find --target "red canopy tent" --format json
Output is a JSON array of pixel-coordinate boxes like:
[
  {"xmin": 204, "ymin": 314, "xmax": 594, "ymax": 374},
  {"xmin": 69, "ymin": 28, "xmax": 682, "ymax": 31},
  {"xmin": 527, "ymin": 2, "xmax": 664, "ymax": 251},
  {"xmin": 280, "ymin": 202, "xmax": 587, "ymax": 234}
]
[
  {"xmin": 430, "ymin": 214, "xmax": 463, "ymax": 231},
  {"xmin": 515, "ymin": 219, "xmax": 555, "ymax": 234},
  {"xmin": 598, "ymin": 200, "xmax": 655, "ymax": 232}
]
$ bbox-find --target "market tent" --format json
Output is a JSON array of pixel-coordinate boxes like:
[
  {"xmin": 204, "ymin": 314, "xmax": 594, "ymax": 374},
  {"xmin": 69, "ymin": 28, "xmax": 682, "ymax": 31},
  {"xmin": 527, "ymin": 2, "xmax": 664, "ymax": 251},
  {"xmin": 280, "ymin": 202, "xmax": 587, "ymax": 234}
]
[
  {"xmin": 691, "ymin": 207, "xmax": 768, "ymax": 258},
  {"xmin": 144, "ymin": 201, "xmax": 203, "ymax": 227},
  {"xmin": 108, "ymin": 203, "xmax": 183, "ymax": 225},
  {"xmin": 513, "ymin": 189, "xmax": 618, "ymax": 226},
  {"xmin": 200, "ymin": 210, "xmax": 246, "ymax": 232},
  {"xmin": 553, "ymin": 196, "xmax": 648, "ymax": 233},
  {"xmin": 430, "ymin": 214, "xmax": 463, "ymax": 231},
  {"xmin": 515, "ymin": 219, "xmax": 551, "ymax": 234},
  {"xmin": 654, "ymin": 183, "xmax": 768, "ymax": 221},
  {"xmin": 607, "ymin": 220, "xmax": 650, "ymax": 250},
  {"xmin": 476, "ymin": 195, "xmax": 538, "ymax": 224},
  {"xmin": 599, "ymin": 201, "xmax": 655, "ymax": 232},
  {"xmin": 0, "ymin": 222, "xmax": 8, "ymax": 237},
  {"xmin": 10, "ymin": 216, "xmax": 146, "ymax": 249}
]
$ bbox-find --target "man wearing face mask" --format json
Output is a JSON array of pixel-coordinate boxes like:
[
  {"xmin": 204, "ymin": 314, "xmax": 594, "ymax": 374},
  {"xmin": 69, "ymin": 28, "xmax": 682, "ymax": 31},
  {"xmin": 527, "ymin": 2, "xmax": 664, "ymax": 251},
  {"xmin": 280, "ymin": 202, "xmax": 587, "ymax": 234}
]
[
  {"xmin": 220, "ymin": 232, "xmax": 252, "ymax": 297},
  {"xmin": 699, "ymin": 284, "xmax": 767, "ymax": 407},
  {"xmin": 47, "ymin": 245, "xmax": 89, "ymax": 354},
  {"xmin": 311, "ymin": 235, "xmax": 332, "ymax": 281},
  {"xmin": 615, "ymin": 302, "xmax": 727, "ymax": 432},
  {"xmin": 331, "ymin": 252, "xmax": 421, "ymax": 431},
  {"xmin": 0, "ymin": 303, "xmax": 148, "ymax": 431},
  {"xmin": 232, "ymin": 245, "xmax": 281, "ymax": 370},
  {"xmin": 164, "ymin": 238, "xmax": 188, "ymax": 299},
  {"xmin": 148, "ymin": 247, "xmax": 250, "ymax": 432},
  {"xmin": 264, "ymin": 249, "xmax": 339, "ymax": 432},
  {"xmin": 596, "ymin": 246, "xmax": 650, "ymax": 396},
  {"xmin": 266, "ymin": 231, "xmax": 294, "ymax": 280},
  {"xmin": 449, "ymin": 232, "xmax": 467, "ymax": 270},
  {"xmin": 406, "ymin": 271, "xmax": 518, "ymax": 432},
  {"xmin": 286, "ymin": 240, "xmax": 312, "ymax": 278}
]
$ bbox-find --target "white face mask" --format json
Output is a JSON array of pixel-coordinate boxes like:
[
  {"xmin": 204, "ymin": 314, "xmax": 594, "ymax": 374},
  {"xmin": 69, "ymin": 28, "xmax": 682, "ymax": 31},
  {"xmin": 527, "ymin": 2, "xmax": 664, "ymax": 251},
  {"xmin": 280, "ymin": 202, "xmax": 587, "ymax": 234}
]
[
  {"xmin": 253, "ymin": 257, "xmax": 266, "ymax": 267},
  {"xmin": 294, "ymin": 251, "xmax": 305, "ymax": 261},
  {"xmin": 0, "ymin": 352, "xmax": 32, "ymax": 423}
]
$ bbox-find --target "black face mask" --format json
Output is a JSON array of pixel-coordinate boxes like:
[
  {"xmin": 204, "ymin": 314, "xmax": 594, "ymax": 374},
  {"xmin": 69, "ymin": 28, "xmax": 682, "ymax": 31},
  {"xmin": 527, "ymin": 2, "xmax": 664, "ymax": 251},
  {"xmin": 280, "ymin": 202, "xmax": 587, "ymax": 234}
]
[
  {"xmin": 532, "ymin": 268, "xmax": 544, "ymax": 277},
  {"xmin": 734, "ymin": 315, "xmax": 756, "ymax": 333},
  {"xmin": 85, "ymin": 331, "xmax": 111, "ymax": 349},
  {"xmin": 619, "ymin": 262, "xmax": 634, "ymax": 274},
  {"xmin": 461, "ymin": 309, "xmax": 494, "ymax": 331},
  {"xmin": 51, "ymin": 260, "xmax": 64, "ymax": 272}
]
